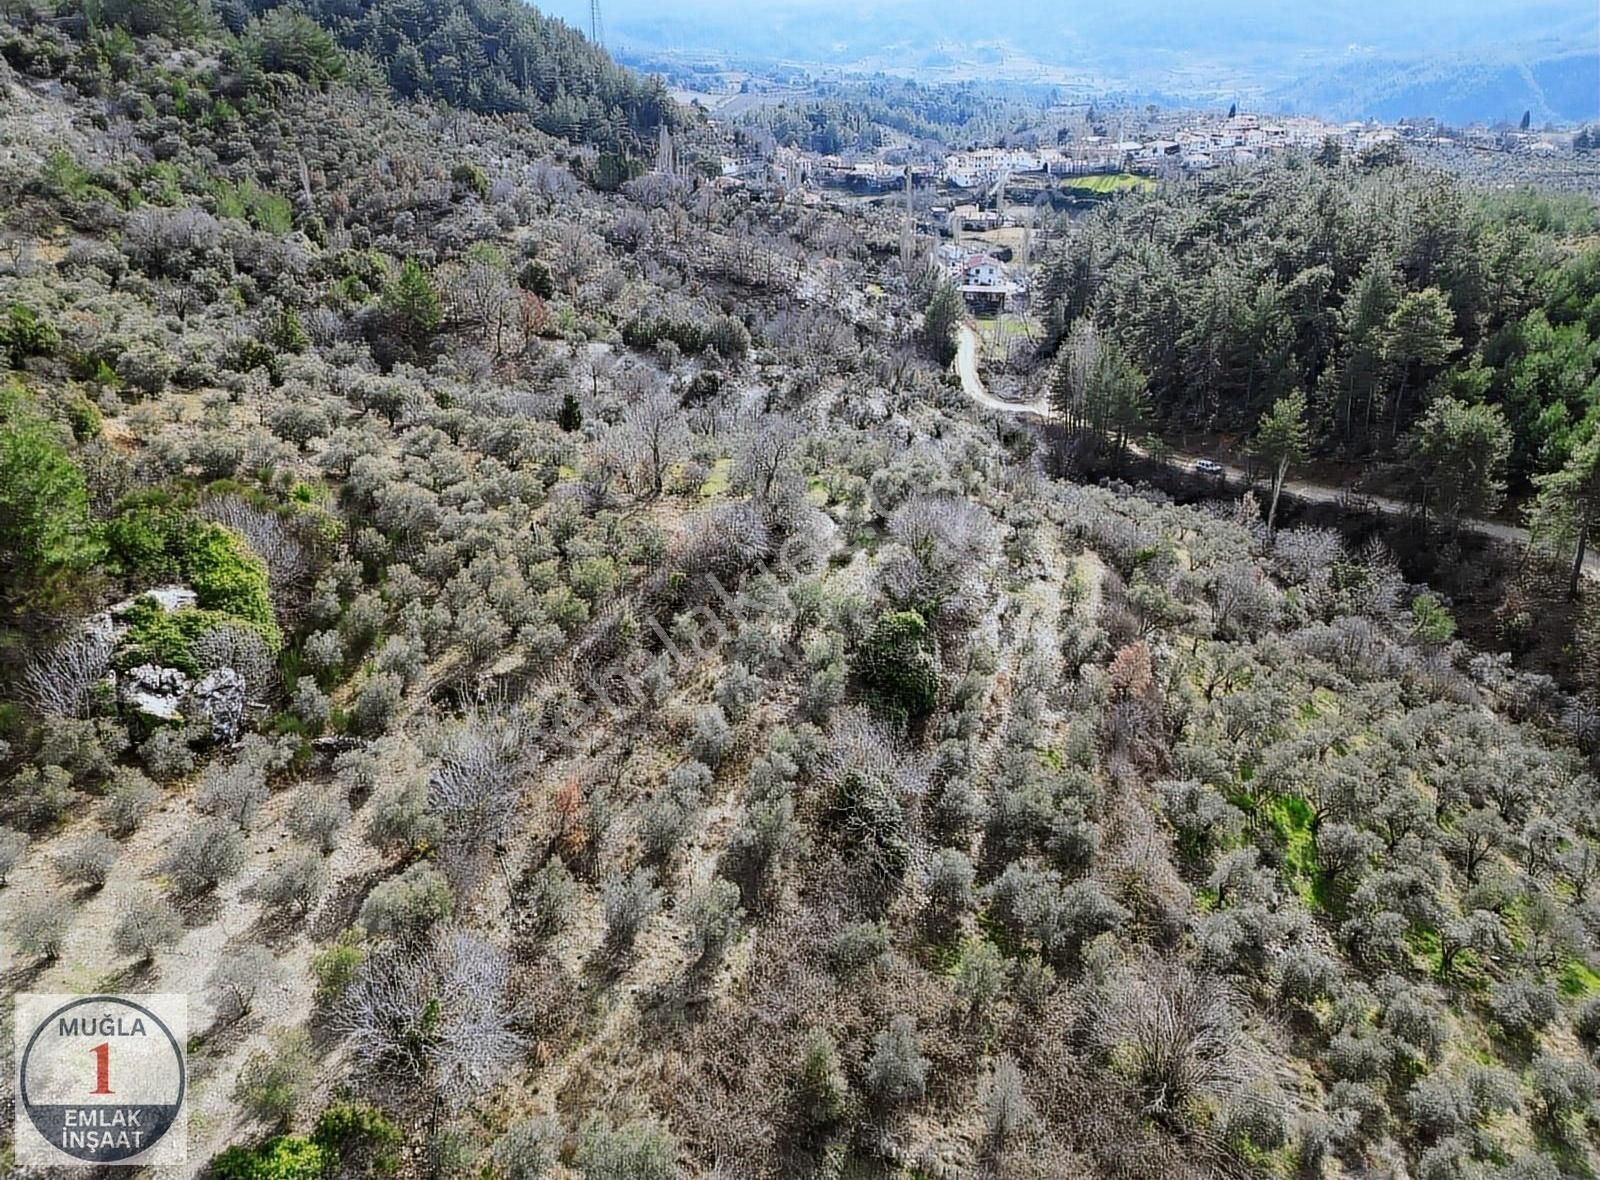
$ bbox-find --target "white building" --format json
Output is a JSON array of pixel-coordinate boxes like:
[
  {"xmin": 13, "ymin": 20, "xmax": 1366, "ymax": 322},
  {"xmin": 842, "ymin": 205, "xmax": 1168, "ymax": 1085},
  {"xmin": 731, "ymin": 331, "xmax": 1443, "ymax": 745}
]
[{"xmin": 962, "ymin": 253, "xmax": 1008, "ymax": 286}]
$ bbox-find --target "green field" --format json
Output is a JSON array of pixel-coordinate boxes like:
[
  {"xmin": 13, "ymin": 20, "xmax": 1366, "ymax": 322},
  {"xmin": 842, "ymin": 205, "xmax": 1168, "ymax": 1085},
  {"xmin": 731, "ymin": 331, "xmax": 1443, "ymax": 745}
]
[
  {"xmin": 1059, "ymin": 172, "xmax": 1154, "ymax": 194},
  {"xmin": 974, "ymin": 315, "xmax": 1034, "ymax": 339}
]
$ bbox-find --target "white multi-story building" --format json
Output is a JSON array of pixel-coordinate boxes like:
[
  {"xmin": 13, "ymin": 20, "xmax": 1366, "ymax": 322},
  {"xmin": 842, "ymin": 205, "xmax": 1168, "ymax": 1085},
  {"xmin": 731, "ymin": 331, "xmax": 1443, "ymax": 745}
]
[{"xmin": 942, "ymin": 147, "xmax": 1045, "ymax": 188}]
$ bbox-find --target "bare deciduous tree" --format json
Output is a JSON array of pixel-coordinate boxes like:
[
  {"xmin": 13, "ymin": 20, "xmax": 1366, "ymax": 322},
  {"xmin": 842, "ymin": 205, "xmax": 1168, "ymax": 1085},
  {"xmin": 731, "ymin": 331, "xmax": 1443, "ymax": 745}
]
[
  {"xmin": 17, "ymin": 628, "xmax": 114, "ymax": 718},
  {"xmin": 617, "ymin": 384, "xmax": 688, "ymax": 498},
  {"xmin": 336, "ymin": 930, "xmax": 522, "ymax": 1106},
  {"xmin": 732, "ymin": 414, "xmax": 804, "ymax": 502},
  {"xmin": 335, "ymin": 941, "xmax": 437, "ymax": 1081},
  {"xmin": 1090, "ymin": 962, "xmax": 1247, "ymax": 1127},
  {"xmin": 208, "ymin": 947, "xmax": 288, "ymax": 1024},
  {"xmin": 984, "ymin": 1055, "xmax": 1031, "ymax": 1151},
  {"xmin": 427, "ymin": 705, "xmax": 532, "ymax": 853},
  {"xmin": 881, "ymin": 495, "xmax": 999, "ymax": 620},
  {"xmin": 431, "ymin": 930, "xmax": 525, "ymax": 1107}
]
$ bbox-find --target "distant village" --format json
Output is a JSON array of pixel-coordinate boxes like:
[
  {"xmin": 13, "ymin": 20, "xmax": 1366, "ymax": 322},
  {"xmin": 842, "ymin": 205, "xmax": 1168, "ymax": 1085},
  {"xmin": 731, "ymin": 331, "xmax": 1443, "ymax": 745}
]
[
  {"xmin": 706, "ymin": 108, "xmax": 1589, "ymax": 198},
  {"xmin": 674, "ymin": 106, "xmax": 1595, "ymax": 318}
]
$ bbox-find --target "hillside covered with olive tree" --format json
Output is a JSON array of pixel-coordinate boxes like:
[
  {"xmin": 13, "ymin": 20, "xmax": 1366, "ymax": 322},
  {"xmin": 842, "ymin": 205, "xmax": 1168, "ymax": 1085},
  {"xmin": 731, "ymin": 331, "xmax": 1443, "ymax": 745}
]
[{"xmin": 6, "ymin": 3, "xmax": 1600, "ymax": 1180}]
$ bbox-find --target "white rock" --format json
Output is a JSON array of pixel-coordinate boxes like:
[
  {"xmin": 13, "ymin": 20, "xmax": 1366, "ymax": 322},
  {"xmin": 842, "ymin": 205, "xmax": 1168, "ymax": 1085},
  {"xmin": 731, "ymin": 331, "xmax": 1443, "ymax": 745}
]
[
  {"xmin": 190, "ymin": 669, "xmax": 246, "ymax": 743},
  {"xmin": 110, "ymin": 585, "xmax": 198, "ymax": 616},
  {"xmin": 116, "ymin": 664, "xmax": 192, "ymax": 722}
]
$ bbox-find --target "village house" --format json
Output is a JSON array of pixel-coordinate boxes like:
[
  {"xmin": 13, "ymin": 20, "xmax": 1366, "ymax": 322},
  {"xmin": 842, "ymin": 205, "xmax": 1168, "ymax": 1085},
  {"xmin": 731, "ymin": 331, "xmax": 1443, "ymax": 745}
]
[
  {"xmin": 942, "ymin": 147, "xmax": 1044, "ymax": 188},
  {"xmin": 949, "ymin": 204, "xmax": 1004, "ymax": 232},
  {"xmin": 962, "ymin": 253, "xmax": 1006, "ymax": 286},
  {"xmin": 955, "ymin": 252, "xmax": 1017, "ymax": 315}
]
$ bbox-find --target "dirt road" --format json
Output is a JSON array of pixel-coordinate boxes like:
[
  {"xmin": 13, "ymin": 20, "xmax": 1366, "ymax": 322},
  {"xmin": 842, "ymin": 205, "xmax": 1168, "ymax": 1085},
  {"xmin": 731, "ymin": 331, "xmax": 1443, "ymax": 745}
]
[{"xmin": 954, "ymin": 324, "xmax": 1599, "ymax": 576}]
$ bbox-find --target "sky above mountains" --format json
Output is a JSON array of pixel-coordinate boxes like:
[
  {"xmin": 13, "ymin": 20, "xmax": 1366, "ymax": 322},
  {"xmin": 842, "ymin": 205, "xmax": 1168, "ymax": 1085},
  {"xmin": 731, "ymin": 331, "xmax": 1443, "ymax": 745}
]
[{"xmin": 542, "ymin": 0, "xmax": 1600, "ymax": 123}]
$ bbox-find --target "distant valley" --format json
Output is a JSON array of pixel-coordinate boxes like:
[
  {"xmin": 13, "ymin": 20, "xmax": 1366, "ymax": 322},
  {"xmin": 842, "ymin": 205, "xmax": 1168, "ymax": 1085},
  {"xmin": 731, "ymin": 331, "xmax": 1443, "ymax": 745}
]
[{"xmin": 550, "ymin": 0, "xmax": 1600, "ymax": 123}]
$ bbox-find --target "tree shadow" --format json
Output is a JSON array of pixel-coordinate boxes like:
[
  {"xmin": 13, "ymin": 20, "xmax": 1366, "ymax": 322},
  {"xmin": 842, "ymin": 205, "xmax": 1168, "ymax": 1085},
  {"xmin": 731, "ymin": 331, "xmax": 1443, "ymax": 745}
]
[
  {"xmin": 0, "ymin": 958, "xmax": 49, "ymax": 995},
  {"xmin": 241, "ymin": 888, "xmax": 314, "ymax": 950},
  {"xmin": 635, "ymin": 976, "xmax": 714, "ymax": 1040},
  {"xmin": 172, "ymin": 889, "xmax": 223, "ymax": 927},
  {"xmin": 94, "ymin": 956, "xmax": 161, "ymax": 993},
  {"xmin": 310, "ymin": 863, "xmax": 389, "ymax": 941},
  {"xmin": 187, "ymin": 1010, "xmax": 267, "ymax": 1080}
]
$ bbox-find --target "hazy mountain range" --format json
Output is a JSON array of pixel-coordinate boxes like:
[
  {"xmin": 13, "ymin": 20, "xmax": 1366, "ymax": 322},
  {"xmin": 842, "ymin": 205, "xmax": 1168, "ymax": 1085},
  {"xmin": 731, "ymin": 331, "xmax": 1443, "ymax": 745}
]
[{"xmin": 544, "ymin": 0, "xmax": 1600, "ymax": 124}]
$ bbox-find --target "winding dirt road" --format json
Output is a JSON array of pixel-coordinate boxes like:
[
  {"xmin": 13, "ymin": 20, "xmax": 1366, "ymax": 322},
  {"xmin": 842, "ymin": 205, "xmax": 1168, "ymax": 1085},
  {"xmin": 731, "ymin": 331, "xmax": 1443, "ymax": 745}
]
[{"xmin": 954, "ymin": 324, "xmax": 1598, "ymax": 576}]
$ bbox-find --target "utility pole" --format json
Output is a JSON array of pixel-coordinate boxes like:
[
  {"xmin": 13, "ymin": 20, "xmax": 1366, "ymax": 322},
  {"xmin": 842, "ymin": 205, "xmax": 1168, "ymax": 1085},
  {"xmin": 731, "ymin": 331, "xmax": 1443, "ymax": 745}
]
[
  {"xmin": 1020, "ymin": 198, "xmax": 1032, "ymax": 274},
  {"xmin": 658, "ymin": 123, "xmax": 674, "ymax": 176},
  {"xmin": 900, "ymin": 165, "xmax": 914, "ymax": 273},
  {"xmin": 589, "ymin": 0, "xmax": 603, "ymax": 46}
]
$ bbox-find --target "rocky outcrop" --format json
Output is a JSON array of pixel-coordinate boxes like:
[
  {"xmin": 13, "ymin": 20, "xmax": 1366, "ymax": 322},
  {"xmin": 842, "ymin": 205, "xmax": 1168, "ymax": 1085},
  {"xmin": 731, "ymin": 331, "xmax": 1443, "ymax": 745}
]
[
  {"xmin": 190, "ymin": 669, "xmax": 246, "ymax": 743},
  {"xmin": 113, "ymin": 586, "xmax": 198, "ymax": 615},
  {"xmin": 85, "ymin": 586, "xmax": 200, "ymax": 648},
  {"xmin": 98, "ymin": 586, "xmax": 252, "ymax": 741},
  {"xmin": 311, "ymin": 735, "xmax": 368, "ymax": 756},
  {"xmin": 115, "ymin": 663, "xmax": 246, "ymax": 743},
  {"xmin": 117, "ymin": 664, "xmax": 191, "ymax": 723}
]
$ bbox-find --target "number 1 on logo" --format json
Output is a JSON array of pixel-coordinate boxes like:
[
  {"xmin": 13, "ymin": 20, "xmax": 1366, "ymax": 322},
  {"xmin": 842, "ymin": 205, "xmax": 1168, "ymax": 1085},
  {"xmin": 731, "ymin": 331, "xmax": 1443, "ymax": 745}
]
[{"xmin": 90, "ymin": 1042, "xmax": 113, "ymax": 1095}]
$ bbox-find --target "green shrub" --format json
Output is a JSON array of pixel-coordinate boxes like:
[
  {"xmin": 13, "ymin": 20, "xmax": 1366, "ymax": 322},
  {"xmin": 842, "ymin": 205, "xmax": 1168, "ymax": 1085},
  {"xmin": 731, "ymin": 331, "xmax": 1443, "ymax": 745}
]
[
  {"xmin": 38, "ymin": 149, "xmax": 105, "ymax": 201},
  {"xmin": 234, "ymin": 1029, "xmax": 314, "ymax": 1124},
  {"xmin": 359, "ymin": 863, "xmax": 453, "ymax": 938},
  {"xmin": 227, "ymin": 337, "xmax": 282, "ymax": 382},
  {"xmin": 568, "ymin": 555, "xmax": 619, "ymax": 602},
  {"xmin": 622, "ymin": 315, "xmax": 706, "ymax": 355},
  {"xmin": 265, "ymin": 306, "xmax": 309, "ymax": 354},
  {"xmin": 705, "ymin": 314, "xmax": 750, "ymax": 361},
  {"xmin": 105, "ymin": 494, "xmax": 186, "ymax": 579},
  {"xmin": 207, "ymin": 98, "xmax": 241, "ymax": 128},
  {"xmin": 66, "ymin": 397, "xmax": 102, "ymax": 442},
  {"xmin": 108, "ymin": 501, "xmax": 281, "ymax": 653},
  {"xmin": 310, "ymin": 930, "xmax": 365, "ymax": 1005},
  {"xmin": 243, "ymin": 9, "xmax": 346, "ymax": 86},
  {"xmin": 0, "ymin": 381, "xmax": 103, "ymax": 616},
  {"xmin": 209, "ymin": 1136, "xmax": 326, "ymax": 1180},
  {"xmin": 590, "ymin": 151, "xmax": 644, "ymax": 192},
  {"xmin": 793, "ymin": 1031, "xmax": 849, "ymax": 1132},
  {"xmin": 184, "ymin": 522, "xmax": 277, "ymax": 639},
  {"xmin": 518, "ymin": 259, "xmax": 555, "ymax": 298},
  {"xmin": 311, "ymin": 1102, "xmax": 400, "ymax": 1178},
  {"xmin": 574, "ymin": 1118, "xmax": 678, "ymax": 1180},
  {"xmin": 119, "ymin": 599, "xmax": 236, "ymax": 675},
  {"xmin": 1, "ymin": 305, "xmax": 61, "ymax": 367},
  {"xmin": 828, "ymin": 771, "xmax": 910, "ymax": 895},
  {"xmin": 240, "ymin": 180, "xmax": 293, "ymax": 234},
  {"xmin": 380, "ymin": 258, "xmax": 442, "ymax": 351},
  {"xmin": 98, "ymin": 0, "xmax": 213, "ymax": 39},
  {"xmin": 450, "ymin": 162, "xmax": 490, "ymax": 199},
  {"xmin": 856, "ymin": 609, "xmax": 939, "ymax": 722},
  {"xmin": 133, "ymin": 161, "xmax": 183, "ymax": 205},
  {"xmin": 556, "ymin": 390, "xmax": 582, "ymax": 432}
]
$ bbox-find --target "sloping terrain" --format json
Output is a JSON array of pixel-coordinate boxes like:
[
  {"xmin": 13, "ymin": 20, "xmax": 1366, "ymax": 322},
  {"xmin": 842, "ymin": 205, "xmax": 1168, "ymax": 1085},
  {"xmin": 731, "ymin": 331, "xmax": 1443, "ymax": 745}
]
[{"xmin": 2, "ymin": 5, "xmax": 1600, "ymax": 1180}]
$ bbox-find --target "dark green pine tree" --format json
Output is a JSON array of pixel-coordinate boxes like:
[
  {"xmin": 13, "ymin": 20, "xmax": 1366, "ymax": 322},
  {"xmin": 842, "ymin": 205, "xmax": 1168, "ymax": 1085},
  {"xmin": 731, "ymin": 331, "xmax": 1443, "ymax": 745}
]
[{"xmin": 557, "ymin": 392, "xmax": 583, "ymax": 434}]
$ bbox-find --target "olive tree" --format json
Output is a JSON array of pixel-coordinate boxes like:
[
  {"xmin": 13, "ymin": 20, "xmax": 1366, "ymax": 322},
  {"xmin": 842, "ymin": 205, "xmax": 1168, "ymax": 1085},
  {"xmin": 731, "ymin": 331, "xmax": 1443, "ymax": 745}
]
[
  {"xmin": 112, "ymin": 889, "xmax": 184, "ymax": 962},
  {"xmin": 864, "ymin": 1014, "xmax": 928, "ymax": 1109}
]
